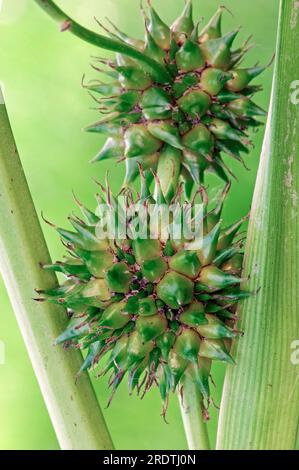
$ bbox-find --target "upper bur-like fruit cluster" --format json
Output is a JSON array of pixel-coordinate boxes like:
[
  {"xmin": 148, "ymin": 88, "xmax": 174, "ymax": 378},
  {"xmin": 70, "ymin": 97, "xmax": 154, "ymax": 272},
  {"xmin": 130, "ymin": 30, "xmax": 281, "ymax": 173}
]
[{"xmin": 86, "ymin": 1, "xmax": 267, "ymax": 199}]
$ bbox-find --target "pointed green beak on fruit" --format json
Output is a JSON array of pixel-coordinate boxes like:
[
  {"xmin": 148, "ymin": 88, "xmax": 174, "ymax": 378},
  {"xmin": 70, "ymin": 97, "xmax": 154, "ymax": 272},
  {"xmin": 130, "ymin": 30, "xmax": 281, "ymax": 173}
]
[{"xmin": 33, "ymin": 0, "xmax": 262, "ymax": 421}]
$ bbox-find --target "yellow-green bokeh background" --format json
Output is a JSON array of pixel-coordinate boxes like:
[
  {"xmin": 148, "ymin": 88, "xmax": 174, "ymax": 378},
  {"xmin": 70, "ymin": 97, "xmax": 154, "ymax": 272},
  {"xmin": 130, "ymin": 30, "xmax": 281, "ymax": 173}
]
[{"xmin": 0, "ymin": 0, "xmax": 278, "ymax": 450}]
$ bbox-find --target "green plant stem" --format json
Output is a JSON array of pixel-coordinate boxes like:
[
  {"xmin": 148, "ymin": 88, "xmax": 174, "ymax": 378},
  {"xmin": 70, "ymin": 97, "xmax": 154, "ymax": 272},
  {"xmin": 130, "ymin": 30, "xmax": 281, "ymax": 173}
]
[
  {"xmin": 0, "ymin": 87, "xmax": 114, "ymax": 450},
  {"xmin": 178, "ymin": 373, "xmax": 211, "ymax": 450},
  {"xmin": 33, "ymin": 0, "xmax": 171, "ymax": 83},
  {"xmin": 216, "ymin": 0, "xmax": 299, "ymax": 450}
]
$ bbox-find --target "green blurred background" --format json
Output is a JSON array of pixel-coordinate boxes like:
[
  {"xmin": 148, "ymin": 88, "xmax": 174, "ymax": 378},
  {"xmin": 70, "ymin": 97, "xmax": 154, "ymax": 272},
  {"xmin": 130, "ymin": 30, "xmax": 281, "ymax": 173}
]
[{"xmin": 0, "ymin": 0, "xmax": 278, "ymax": 450}]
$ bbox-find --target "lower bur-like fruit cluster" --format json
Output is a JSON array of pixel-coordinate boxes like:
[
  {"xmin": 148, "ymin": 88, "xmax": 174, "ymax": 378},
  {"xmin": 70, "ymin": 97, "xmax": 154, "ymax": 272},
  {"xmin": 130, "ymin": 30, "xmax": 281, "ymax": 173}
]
[{"xmin": 39, "ymin": 179, "xmax": 249, "ymax": 418}]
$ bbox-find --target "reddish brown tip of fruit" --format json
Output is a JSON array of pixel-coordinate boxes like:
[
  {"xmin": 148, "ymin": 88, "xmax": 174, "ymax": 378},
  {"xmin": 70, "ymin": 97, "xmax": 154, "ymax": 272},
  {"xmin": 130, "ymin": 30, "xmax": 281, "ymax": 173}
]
[{"xmin": 60, "ymin": 20, "xmax": 72, "ymax": 32}]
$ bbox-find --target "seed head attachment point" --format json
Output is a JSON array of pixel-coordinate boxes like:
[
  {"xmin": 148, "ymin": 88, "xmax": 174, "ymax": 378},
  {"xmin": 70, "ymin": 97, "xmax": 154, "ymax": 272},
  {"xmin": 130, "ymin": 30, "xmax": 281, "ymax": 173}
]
[{"xmin": 219, "ymin": 5, "xmax": 234, "ymax": 18}]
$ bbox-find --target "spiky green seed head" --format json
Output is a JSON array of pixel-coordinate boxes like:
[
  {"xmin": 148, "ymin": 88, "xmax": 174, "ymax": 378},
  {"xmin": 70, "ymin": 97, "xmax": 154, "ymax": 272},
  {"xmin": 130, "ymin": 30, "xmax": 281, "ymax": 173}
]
[
  {"xmin": 40, "ymin": 178, "xmax": 248, "ymax": 417},
  {"xmin": 86, "ymin": 2, "xmax": 268, "ymax": 199}
]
